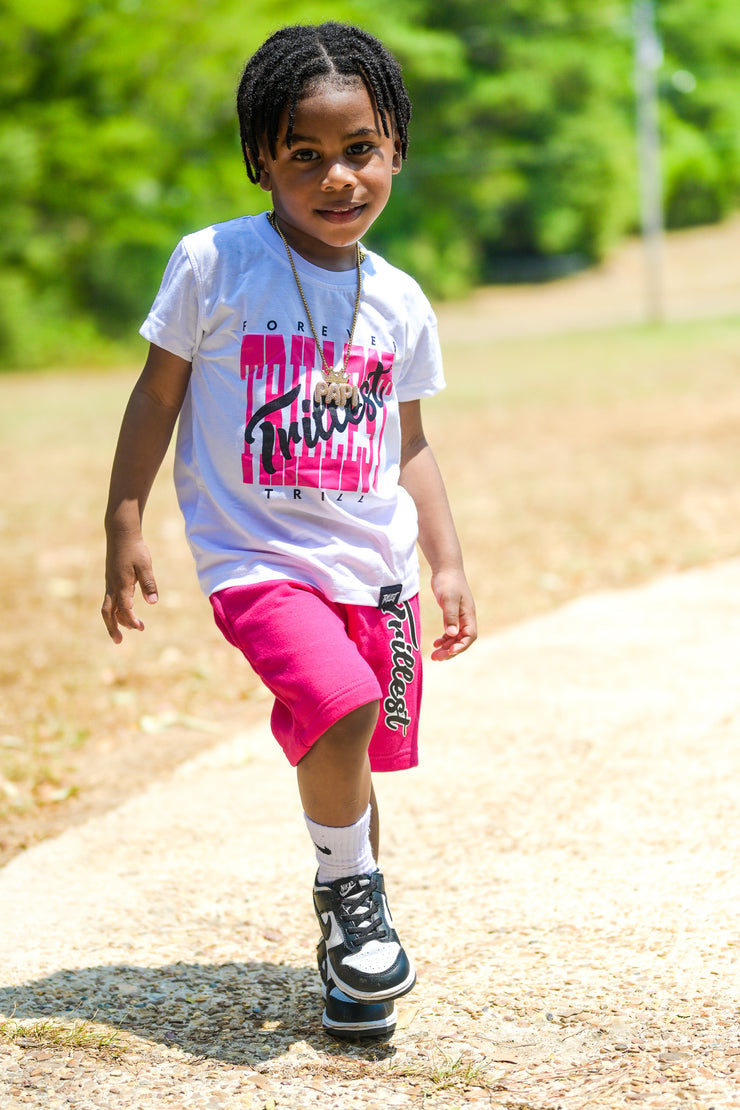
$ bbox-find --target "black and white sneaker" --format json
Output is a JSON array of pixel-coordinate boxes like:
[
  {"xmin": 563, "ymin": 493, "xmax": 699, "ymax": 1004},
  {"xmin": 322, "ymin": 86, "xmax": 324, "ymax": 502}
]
[
  {"xmin": 312, "ymin": 870, "xmax": 416, "ymax": 1002},
  {"xmin": 317, "ymin": 938, "xmax": 397, "ymax": 1039}
]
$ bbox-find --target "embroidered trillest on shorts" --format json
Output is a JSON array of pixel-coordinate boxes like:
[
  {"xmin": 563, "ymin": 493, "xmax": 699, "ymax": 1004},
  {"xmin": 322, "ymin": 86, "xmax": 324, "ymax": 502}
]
[{"xmin": 210, "ymin": 580, "xmax": 422, "ymax": 772}]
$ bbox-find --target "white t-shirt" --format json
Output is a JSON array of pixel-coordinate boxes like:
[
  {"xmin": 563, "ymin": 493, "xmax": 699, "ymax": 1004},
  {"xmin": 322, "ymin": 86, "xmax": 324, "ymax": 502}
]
[{"xmin": 140, "ymin": 212, "xmax": 445, "ymax": 606}]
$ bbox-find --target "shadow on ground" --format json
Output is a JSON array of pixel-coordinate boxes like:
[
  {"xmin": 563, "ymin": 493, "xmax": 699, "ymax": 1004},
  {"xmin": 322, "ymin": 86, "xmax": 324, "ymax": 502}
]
[{"xmin": 0, "ymin": 961, "xmax": 398, "ymax": 1065}]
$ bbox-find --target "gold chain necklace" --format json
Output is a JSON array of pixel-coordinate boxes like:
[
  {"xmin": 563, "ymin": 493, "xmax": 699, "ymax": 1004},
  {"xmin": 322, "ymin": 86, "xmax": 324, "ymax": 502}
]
[{"xmin": 268, "ymin": 210, "xmax": 361, "ymax": 408}]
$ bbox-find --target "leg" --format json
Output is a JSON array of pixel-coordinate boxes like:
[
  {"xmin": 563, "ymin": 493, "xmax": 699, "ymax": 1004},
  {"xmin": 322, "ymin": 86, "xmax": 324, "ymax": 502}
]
[
  {"xmin": 303, "ymin": 703, "xmax": 414, "ymax": 1004},
  {"xmin": 369, "ymin": 782, "xmax": 379, "ymax": 861},
  {"xmin": 210, "ymin": 583, "xmax": 408, "ymax": 1029},
  {"xmin": 299, "ymin": 700, "xmax": 379, "ymax": 879},
  {"xmin": 296, "ymin": 700, "xmax": 378, "ymax": 829}
]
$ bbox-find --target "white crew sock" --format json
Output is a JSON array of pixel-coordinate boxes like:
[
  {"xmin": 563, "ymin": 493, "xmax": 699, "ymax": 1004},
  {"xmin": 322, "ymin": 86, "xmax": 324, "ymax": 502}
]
[{"xmin": 304, "ymin": 805, "xmax": 376, "ymax": 883}]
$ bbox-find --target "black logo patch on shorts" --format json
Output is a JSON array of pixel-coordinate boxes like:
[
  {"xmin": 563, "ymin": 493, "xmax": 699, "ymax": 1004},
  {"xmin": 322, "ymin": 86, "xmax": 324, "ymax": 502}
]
[
  {"xmin": 378, "ymin": 584, "xmax": 403, "ymax": 610},
  {"xmin": 380, "ymin": 595, "xmax": 419, "ymax": 735}
]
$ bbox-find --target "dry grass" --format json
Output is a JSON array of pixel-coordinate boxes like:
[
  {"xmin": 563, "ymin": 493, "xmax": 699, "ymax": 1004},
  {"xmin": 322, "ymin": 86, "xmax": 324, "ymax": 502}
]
[
  {"xmin": 0, "ymin": 1017, "xmax": 123, "ymax": 1055},
  {"xmin": 389, "ymin": 1050, "xmax": 492, "ymax": 1091},
  {"xmin": 423, "ymin": 314, "xmax": 740, "ymax": 637},
  {"xmin": 0, "ymin": 370, "xmax": 268, "ymax": 857},
  {"xmin": 2, "ymin": 223, "xmax": 740, "ymax": 862}
]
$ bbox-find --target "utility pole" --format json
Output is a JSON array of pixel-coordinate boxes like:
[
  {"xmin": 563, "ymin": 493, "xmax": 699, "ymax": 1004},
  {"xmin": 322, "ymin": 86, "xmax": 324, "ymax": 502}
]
[{"xmin": 633, "ymin": 0, "xmax": 664, "ymax": 323}]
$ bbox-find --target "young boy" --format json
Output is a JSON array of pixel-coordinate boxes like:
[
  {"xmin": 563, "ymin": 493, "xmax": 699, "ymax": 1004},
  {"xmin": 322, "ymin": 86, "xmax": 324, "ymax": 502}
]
[{"xmin": 102, "ymin": 22, "xmax": 476, "ymax": 1038}]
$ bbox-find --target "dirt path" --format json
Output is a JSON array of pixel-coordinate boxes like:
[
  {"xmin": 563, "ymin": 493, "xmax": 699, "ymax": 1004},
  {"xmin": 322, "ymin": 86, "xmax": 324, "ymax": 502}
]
[{"xmin": 2, "ymin": 561, "xmax": 740, "ymax": 1108}]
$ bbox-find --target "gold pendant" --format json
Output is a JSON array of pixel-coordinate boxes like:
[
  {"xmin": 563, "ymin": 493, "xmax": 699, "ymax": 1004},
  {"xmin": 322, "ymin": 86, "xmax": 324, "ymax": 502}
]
[{"xmin": 314, "ymin": 370, "xmax": 360, "ymax": 409}]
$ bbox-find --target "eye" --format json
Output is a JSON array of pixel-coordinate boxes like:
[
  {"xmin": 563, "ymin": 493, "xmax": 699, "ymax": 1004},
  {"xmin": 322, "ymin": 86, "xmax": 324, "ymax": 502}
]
[
  {"xmin": 292, "ymin": 148, "xmax": 319, "ymax": 162},
  {"xmin": 347, "ymin": 142, "xmax": 373, "ymax": 157}
]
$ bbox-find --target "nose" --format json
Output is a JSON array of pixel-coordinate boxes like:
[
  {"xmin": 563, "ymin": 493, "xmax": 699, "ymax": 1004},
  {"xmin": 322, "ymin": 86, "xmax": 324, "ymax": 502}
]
[{"xmin": 321, "ymin": 158, "xmax": 356, "ymax": 190}]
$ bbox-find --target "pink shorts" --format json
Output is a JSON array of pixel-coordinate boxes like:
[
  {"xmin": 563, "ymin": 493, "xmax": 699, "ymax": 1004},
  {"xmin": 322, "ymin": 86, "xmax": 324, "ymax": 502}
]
[{"xmin": 210, "ymin": 580, "xmax": 422, "ymax": 772}]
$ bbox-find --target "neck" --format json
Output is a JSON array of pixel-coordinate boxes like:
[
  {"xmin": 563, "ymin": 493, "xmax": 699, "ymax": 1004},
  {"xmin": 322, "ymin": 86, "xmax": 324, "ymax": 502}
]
[{"xmin": 267, "ymin": 210, "xmax": 360, "ymax": 271}]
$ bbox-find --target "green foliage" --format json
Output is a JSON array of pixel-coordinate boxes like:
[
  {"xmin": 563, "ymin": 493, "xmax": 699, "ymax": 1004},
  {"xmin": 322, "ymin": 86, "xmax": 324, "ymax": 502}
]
[
  {"xmin": 362, "ymin": 2, "xmax": 638, "ymax": 288},
  {"xmin": 0, "ymin": 0, "xmax": 738, "ymax": 366},
  {"xmin": 658, "ymin": 0, "xmax": 740, "ymax": 228},
  {"xmin": 0, "ymin": 0, "xmax": 352, "ymax": 366}
]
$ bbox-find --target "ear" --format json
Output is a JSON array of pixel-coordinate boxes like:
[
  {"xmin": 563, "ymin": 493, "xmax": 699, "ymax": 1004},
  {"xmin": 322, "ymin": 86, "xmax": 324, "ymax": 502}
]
[
  {"xmin": 257, "ymin": 152, "xmax": 272, "ymax": 193},
  {"xmin": 392, "ymin": 134, "xmax": 402, "ymax": 175}
]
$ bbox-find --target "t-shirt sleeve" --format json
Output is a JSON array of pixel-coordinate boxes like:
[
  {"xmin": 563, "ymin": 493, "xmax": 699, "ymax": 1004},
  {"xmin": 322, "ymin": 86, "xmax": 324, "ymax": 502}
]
[
  {"xmin": 394, "ymin": 293, "xmax": 446, "ymax": 403},
  {"xmin": 139, "ymin": 239, "xmax": 202, "ymax": 362}
]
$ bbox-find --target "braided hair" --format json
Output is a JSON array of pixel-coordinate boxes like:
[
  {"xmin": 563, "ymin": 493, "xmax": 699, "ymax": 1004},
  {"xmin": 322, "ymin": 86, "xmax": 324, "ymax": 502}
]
[{"xmin": 237, "ymin": 22, "xmax": 411, "ymax": 185}]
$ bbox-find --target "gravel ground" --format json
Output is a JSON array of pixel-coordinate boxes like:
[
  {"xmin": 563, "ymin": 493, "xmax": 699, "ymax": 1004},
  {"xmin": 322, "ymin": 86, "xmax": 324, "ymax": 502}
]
[{"xmin": 2, "ymin": 561, "xmax": 740, "ymax": 1108}]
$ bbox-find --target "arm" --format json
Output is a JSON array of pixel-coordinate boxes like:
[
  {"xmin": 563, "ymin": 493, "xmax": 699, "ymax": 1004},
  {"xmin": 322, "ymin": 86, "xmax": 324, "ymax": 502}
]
[
  {"xmin": 399, "ymin": 399, "xmax": 477, "ymax": 661},
  {"xmin": 101, "ymin": 343, "xmax": 192, "ymax": 643}
]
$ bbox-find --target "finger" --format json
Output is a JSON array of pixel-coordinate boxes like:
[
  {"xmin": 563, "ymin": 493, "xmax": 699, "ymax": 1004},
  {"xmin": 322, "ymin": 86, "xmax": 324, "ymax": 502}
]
[
  {"xmin": 117, "ymin": 601, "xmax": 145, "ymax": 632},
  {"xmin": 454, "ymin": 598, "xmax": 478, "ymax": 651},
  {"xmin": 442, "ymin": 606, "xmax": 460, "ymax": 637},
  {"xmin": 431, "ymin": 639, "xmax": 469, "ymax": 661},
  {"xmin": 135, "ymin": 561, "xmax": 159, "ymax": 606},
  {"xmin": 430, "ymin": 629, "xmax": 457, "ymax": 661},
  {"xmin": 443, "ymin": 624, "xmax": 477, "ymax": 658},
  {"xmin": 103, "ymin": 578, "xmax": 147, "ymax": 637},
  {"xmin": 113, "ymin": 598, "xmax": 145, "ymax": 634},
  {"xmin": 436, "ymin": 592, "xmax": 462, "ymax": 638},
  {"xmin": 431, "ymin": 610, "xmax": 476, "ymax": 661},
  {"xmin": 101, "ymin": 593, "xmax": 124, "ymax": 644}
]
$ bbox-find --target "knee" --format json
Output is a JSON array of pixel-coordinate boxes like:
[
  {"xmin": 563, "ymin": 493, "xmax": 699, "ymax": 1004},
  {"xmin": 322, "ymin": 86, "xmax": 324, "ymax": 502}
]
[
  {"xmin": 321, "ymin": 699, "xmax": 380, "ymax": 753},
  {"xmin": 348, "ymin": 699, "xmax": 380, "ymax": 735}
]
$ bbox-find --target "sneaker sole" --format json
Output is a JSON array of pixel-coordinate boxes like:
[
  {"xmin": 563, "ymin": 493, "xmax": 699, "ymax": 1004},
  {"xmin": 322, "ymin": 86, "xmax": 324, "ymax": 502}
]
[
  {"xmin": 322, "ymin": 1008, "xmax": 397, "ymax": 1040},
  {"xmin": 318, "ymin": 941, "xmax": 397, "ymax": 1038}
]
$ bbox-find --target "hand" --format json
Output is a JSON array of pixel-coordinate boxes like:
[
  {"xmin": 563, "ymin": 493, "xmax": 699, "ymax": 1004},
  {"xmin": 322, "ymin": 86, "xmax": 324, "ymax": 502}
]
[
  {"xmin": 430, "ymin": 568, "xmax": 477, "ymax": 661},
  {"xmin": 101, "ymin": 531, "xmax": 159, "ymax": 644}
]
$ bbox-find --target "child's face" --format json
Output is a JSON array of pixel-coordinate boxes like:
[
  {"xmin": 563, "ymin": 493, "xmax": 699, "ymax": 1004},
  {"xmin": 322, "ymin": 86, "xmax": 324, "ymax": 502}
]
[{"xmin": 258, "ymin": 78, "xmax": 402, "ymax": 270}]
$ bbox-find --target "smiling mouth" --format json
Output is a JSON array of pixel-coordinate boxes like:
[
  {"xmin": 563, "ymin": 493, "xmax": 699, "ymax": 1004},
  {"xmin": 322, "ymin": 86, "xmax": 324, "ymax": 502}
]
[{"xmin": 317, "ymin": 205, "xmax": 365, "ymax": 224}]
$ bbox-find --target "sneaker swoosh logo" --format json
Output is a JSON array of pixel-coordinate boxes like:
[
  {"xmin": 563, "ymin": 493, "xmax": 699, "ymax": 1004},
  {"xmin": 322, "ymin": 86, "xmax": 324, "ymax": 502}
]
[
  {"xmin": 321, "ymin": 911, "xmax": 346, "ymax": 950},
  {"xmin": 315, "ymin": 844, "xmax": 332, "ymax": 855}
]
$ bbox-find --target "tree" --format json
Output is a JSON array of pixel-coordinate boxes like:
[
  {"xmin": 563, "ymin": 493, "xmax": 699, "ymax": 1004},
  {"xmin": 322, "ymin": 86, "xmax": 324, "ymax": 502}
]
[
  {"xmin": 1, "ymin": 0, "xmax": 739, "ymax": 366},
  {"xmin": 368, "ymin": 2, "xmax": 637, "ymax": 291},
  {"xmin": 0, "ymin": 0, "xmax": 355, "ymax": 364},
  {"xmin": 657, "ymin": 0, "xmax": 740, "ymax": 226}
]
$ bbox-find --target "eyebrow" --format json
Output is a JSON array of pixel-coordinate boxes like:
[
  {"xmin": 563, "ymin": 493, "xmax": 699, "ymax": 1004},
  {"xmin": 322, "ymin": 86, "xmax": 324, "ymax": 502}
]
[{"xmin": 287, "ymin": 126, "xmax": 380, "ymax": 145}]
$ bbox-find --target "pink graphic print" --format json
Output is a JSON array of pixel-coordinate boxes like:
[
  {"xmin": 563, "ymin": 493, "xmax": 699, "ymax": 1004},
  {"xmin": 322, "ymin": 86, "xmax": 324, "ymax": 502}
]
[{"xmin": 241, "ymin": 333, "xmax": 394, "ymax": 492}]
